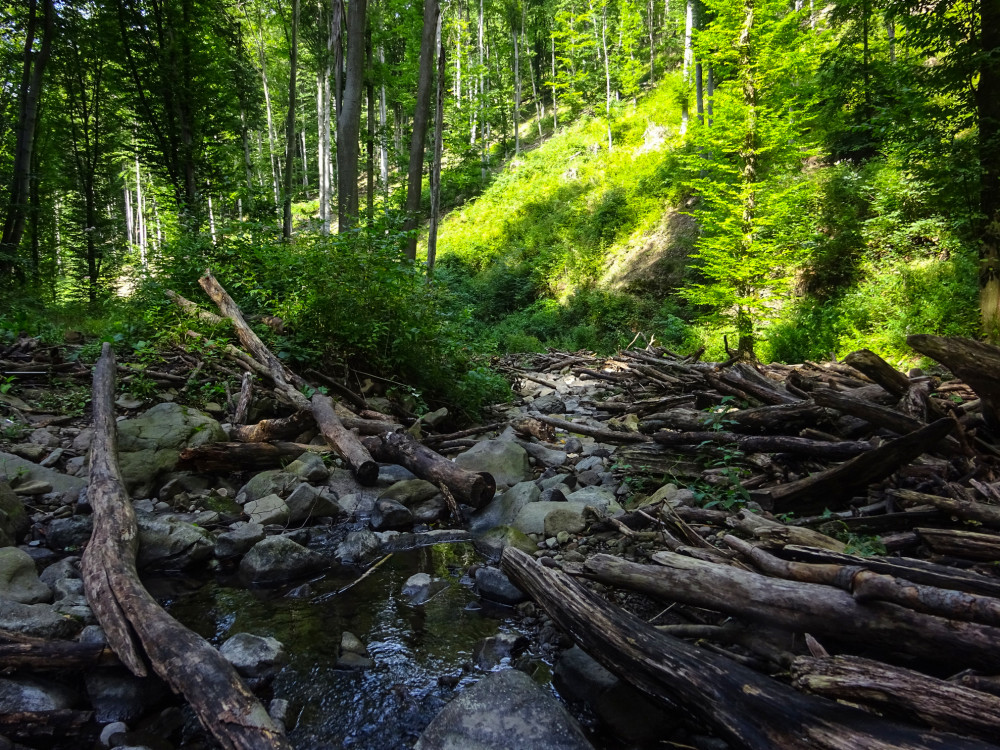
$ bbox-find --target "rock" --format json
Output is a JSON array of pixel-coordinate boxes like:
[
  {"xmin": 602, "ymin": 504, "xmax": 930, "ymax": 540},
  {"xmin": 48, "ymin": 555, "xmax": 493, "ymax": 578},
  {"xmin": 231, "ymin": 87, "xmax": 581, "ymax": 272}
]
[
  {"xmin": 454, "ymin": 440, "xmax": 531, "ymax": 488},
  {"xmin": 85, "ymin": 670, "xmax": 169, "ymax": 723},
  {"xmin": 39, "ymin": 557, "xmax": 79, "ymax": 587},
  {"xmin": 475, "ymin": 567, "xmax": 527, "ymax": 606},
  {"xmin": 335, "ymin": 530, "xmax": 382, "ymax": 565},
  {"xmin": 563, "ymin": 437, "xmax": 583, "ymax": 454},
  {"xmin": 51, "ymin": 576, "xmax": 92, "ymax": 622},
  {"xmin": 643, "ymin": 482, "xmax": 679, "ymax": 506},
  {"xmin": 71, "ymin": 428, "xmax": 94, "ymax": 453},
  {"xmin": 468, "ymin": 481, "xmax": 540, "ymax": 535},
  {"xmin": 13, "ymin": 479, "xmax": 52, "ymax": 495},
  {"xmin": 0, "ymin": 599, "xmax": 79, "ymax": 639},
  {"xmin": 40, "ymin": 447, "xmax": 64, "ymax": 468},
  {"xmin": 564, "ymin": 486, "xmax": 621, "ymax": 514},
  {"xmin": 285, "ymin": 483, "xmax": 340, "ymax": 524},
  {"xmin": 379, "ymin": 479, "xmax": 440, "ymax": 506},
  {"xmin": 285, "ymin": 452, "xmax": 330, "ymax": 483},
  {"xmin": 543, "ymin": 507, "xmax": 587, "ymax": 537},
  {"xmin": 0, "ymin": 480, "xmax": 29, "ymax": 547},
  {"xmin": 0, "ymin": 452, "xmax": 86, "ymax": 497},
  {"xmin": 244, "ymin": 493, "xmax": 290, "ymax": 526},
  {"xmin": 375, "ymin": 464, "xmax": 418, "ymax": 486},
  {"xmin": 100, "ymin": 721, "xmax": 129, "ymax": 747},
  {"xmin": 340, "ymin": 631, "xmax": 368, "ymax": 656},
  {"xmin": 214, "ymin": 522, "xmax": 266, "ymax": 558},
  {"xmin": 532, "ymin": 393, "xmax": 566, "ymax": 413},
  {"xmin": 135, "ymin": 512, "xmax": 213, "ymax": 570},
  {"xmin": 410, "ymin": 494, "xmax": 448, "ymax": 523},
  {"xmin": 65, "ymin": 455, "xmax": 87, "ymax": 476},
  {"xmin": 518, "ymin": 442, "xmax": 567, "ymax": 468},
  {"xmin": 473, "ymin": 526, "xmax": 538, "ymax": 562},
  {"xmin": 46, "ymin": 515, "xmax": 93, "ymax": 551},
  {"xmin": 538, "ymin": 473, "xmax": 575, "ymax": 491},
  {"xmin": 539, "ymin": 486, "xmax": 569, "ymax": 503},
  {"xmin": 29, "ymin": 428, "xmax": 60, "ymax": 448},
  {"xmin": 0, "ymin": 547, "xmax": 50, "ymax": 603},
  {"xmin": 512, "ymin": 501, "xmax": 581, "ymax": 536},
  {"xmin": 472, "ymin": 633, "xmax": 528, "ymax": 670},
  {"xmin": 240, "ymin": 536, "xmax": 327, "ymax": 584},
  {"xmin": 336, "ymin": 651, "xmax": 375, "ymax": 669},
  {"xmin": 414, "ymin": 668, "xmax": 593, "ymax": 750},
  {"xmin": 0, "ymin": 677, "xmax": 77, "ymax": 712},
  {"xmin": 220, "ymin": 633, "xmax": 287, "ymax": 681},
  {"xmin": 554, "ymin": 646, "xmax": 679, "ymax": 743},
  {"xmin": 115, "ymin": 403, "xmax": 227, "ymax": 496},
  {"xmin": 236, "ymin": 470, "xmax": 301, "ymax": 505},
  {"xmin": 573, "ymin": 455, "xmax": 605, "ymax": 473},
  {"xmin": 10, "ymin": 443, "xmax": 46, "ymax": 462},
  {"xmin": 370, "ymin": 497, "xmax": 413, "ymax": 530},
  {"xmin": 402, "ymin": 573, "xmax": 449, "ymax": 605},
  {"xmin": 157, "ymin": 473, "xmax": 212, "ymax": 502}
]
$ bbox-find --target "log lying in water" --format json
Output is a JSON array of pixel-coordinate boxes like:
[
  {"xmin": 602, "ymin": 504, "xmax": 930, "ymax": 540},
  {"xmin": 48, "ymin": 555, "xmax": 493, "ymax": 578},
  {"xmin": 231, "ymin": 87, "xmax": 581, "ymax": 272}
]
[
  {"xmin": 81, "ymin": 344, "xmax": 291, "ymax": 750},
  {"xmin": 499, "ymin": 547, "xmax": 995, "ymax": 750}
]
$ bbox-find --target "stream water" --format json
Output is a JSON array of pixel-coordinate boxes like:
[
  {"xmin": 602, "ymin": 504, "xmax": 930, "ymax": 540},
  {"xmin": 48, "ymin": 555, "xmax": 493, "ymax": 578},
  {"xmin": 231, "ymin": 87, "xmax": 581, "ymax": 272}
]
[{"xmin": 162, "ymin": 542, "xmax": 542, "ymax": 750}]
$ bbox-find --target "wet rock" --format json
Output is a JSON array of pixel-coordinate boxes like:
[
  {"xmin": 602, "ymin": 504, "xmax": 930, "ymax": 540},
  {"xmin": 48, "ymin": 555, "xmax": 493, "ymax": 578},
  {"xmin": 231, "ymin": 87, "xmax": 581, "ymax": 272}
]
[
  {"xmin": 414, "ymin": 668, "xmax": 594, "ymax": 750},
  {"xmin": 336, "ymin": 651, "xmax": 375, "ymax": 669},
  {"xmin": 340, "ymin": 631, "xmax": 368, "ymax": 657},
  {"xmin": 472, "ymin": 632, "xmax": 528, "ymax": 670},
  {"xmin": 0, "ymin": 547, "xmax": 50, "ymax": 603},
  {"xmin": 46, "ymin": 514, "xmax": 93, "ymax": 551},
  {"xmin": 0, "ymin": 599, "xmax": 79, "ymax": 639},
  {"xmin": 236, "ymin": 470, "xmax": 301, "ymax": 505},
  {"xmin": 285, "ymin": 452, "xmax": 330, "ymax": 483},
  {"xmin": 240, "ymin": 536, "xmax": 327, "ymax": 584},
  {"xmin": 475, "ymin": 567, "xmax": 527, "ymax": 606},
  {"xmin": 116, "ymin": 403, "xmax": 227, "ymax": 496},
  {"xmin": 564, "ymin": 486, "xmax": 621, "ymax": 514},
  {"xmin": 554, "ymin": 646, "xmax": 680, "ymax": 743},
  {"xmin": 214, "ymin": 522, "xmax": 266, "ymax": 559},
  {"xmin": 85, "ymin": 670, "xmax": 169, "ymax": 723},
  {"xmin": 0, "ymin": 676, "xmax": 77, "ymax": 712},
  {"xmin": 39, "ymin": 556, "xmax": 79, "ymax": 587},
  {"xmin": 512, "ymin": 501, "xmax": 581, "ymax": 536},
  {"xmin": 454, "ymin": 440, "xmax": 531, "ymax": 488},
  {"xmin": 100, "ymin": 721, "xmax": 129, "ymax": 747},
  {"xmin": 244, "ymin": 493, "xmax": 290, "ymax": 526},
  {"xmin": 402, "ymin": 572, "xmax": 449, "ymax": 605},
  {"xmin": 135, "ymin": 512, "xmax": 213, "ymax": 570},
  {"xmin": 532, "ymin": 393, "xmax": 566, "ymax": 413},
  {"xmin": 285, "ymin": 483, "xmax": 340, "ymax": 524},
  {"xmin": 543, "ymin": 506, "xmax": 587, "ymax": 537},
  {"xmin": 10, "ymin": 443, "xmax": 46, "ymax": 462},
  {"xmin": 410, "ymin": 494, "xmax": 448, "ymax": 523},
  {"xmin": 375, "ymin": 464, "xmax": 418, "ymax": 486},
  {"xmin": 379, "ymin": 479, "xmax": 439, "ymax": 506},
  {"xmin": 468, "ymin": 481, "xmax": 540, "ymax": 535},
  {"xmin": 51, "ymin": 576, "xmax": 93, "ymax": 622},
  {"xmin": 370, "ymin": 497, "xmax": 413, "ymax": 530},
  {"xmin": 473, "ymin": 525, "xmax": 537, "ymax": 562},
  {"xmin": 220, "ymin": 633, "xmax": 287, "ymax": 681},
  {"xmin": 335, "ymin": 530, "xmax": 381, "ymax": 565},
  {"xmin": 71, "ymin": 428, "xmax": 94, "ymax": 453}
]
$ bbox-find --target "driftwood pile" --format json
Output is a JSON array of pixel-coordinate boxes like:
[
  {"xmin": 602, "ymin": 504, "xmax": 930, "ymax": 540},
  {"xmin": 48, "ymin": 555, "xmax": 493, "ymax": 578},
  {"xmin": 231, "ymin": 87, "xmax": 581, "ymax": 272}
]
[{"xmin": 489, "ymin": 338, "xmax": 1000, "ymax": 749}]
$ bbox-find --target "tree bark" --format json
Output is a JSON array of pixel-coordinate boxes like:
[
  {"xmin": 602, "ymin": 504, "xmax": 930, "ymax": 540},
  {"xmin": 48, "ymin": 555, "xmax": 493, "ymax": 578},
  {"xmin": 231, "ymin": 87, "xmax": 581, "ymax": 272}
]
[
  {"xmin": 978, "ymin": 0, "xmax": 1000, "ymax": 340},
  {"xmin": 180, "ymin": 441, "xmax": 332, "ymax": 472},
  {"xmin": 311, "ymin": 393, "xmax": 379, "ymax": 485},
  {"xmin": 337, "ymin": 0, "xmax": 367, "ymax": 231},
  {"xmin": 907, "ymin": 334, "xmax": 1000, "ymax": 429},
  {"xmin": 843, "ymin": 349, "xmax": 910, "ymax": 397},
  {"xmin": 82, "ymin": 344, "xmax": 291, "ymax": 750},
  {"xmin": 282, "ymin": 0, "xmax": 300, "ymax": 239},
  {"xmin": 427, "ymin": 14, "xmax": 445, "ymax": 276}
]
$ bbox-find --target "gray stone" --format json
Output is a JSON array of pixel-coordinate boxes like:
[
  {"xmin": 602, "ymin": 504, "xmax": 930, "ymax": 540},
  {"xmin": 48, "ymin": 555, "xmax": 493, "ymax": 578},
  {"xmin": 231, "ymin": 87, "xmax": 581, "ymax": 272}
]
[
  {"xmin": 12, "ymin": 479, "xmax": 52, "ymax": 495},
  {"xmin": 285, "ymin": 453, "xmax": 330, "ymax": 483},
  {"xmin": 244, "ymin": 493, "xmax": 290, "ymax": 526},
  {"xmin": 0, "ymin": 599, "xmax": 79, "ymax": 639},
  {"xmin": 100, "ymin": 721, "xmax": 129, "ymax": 747},
  {"xmin": 473, "ymin": 526, "xmax": 537, "ymax": 562},
  {"xmin": 157, "ymin": 473, "xmax": 212, "ymax": 502},
  {"xmin": 65, "ymin": 455, "xmax": 87, "ymax": 476},
  {"xmin": 370, "ymin": 497, "xmax": 413, "ymax": 530},
  {"xmin": 340, "ymin": 631, "xmax": 368, "ymax": 656},
  {"xmin": 85, "ymin": 670, "xmax": 169, "ymax": 723},
  {"xmin": 469, "ymin": 481, "xmax": 540, "ymax": 535},
  {"xmin": 539, "ymin": 486, "xmax": 569, "ymax": 503},
  {"xmin": 532, "ymin": 393, "xmax": 567, "ymax": 413},
  {"xmin": 0, "ymin": 453, "xmax": 86, "ymax": 497},
  {"xmin": 402, "ymin": 573, "xmax": 449, "ymax": 605},
  {"xmin": 46, "ymin": 515, "xmax": 93, "ymax": 551},
  {"xmin": 554, "ymin": 646, "xmax": 679, "ymax": 742},
  {"xmin": 379, "ymin": 479, "xmax": 440, "ymax": 506},
  {"xmin": 29, "ymin": 428, "xmax": 60, "ymax": 448},
  {"xmin": 10, "ymin": 443, "xmax": 46, "ymax": 462},
  {"xmin": 116, "ymin": 403, "xmax": 227, "ymax": 496},
  {"xmin": 472, "ymin": 633, "xmax": 528, "ymax": 670},
  {"xmin": 335, "ymin": 530, "xmax": 381, "ymax": 565},
  {"xmin": 220, "ymin": 633, "xmax": 287, "ymax": 680},
  {"xmin": 375, "ymin": 464, "xmax": 418, "ymax": 486},
  {"xmin": 454, "ymin": 440, "xmax": 531, "ymax": 488},
  {"xmin": 575, "ymin": 469, "xmax": 602, "ymax": 487},
  {"xmin": 0, "ymin": 547, "xmax": 50, "ymax": 603},
  {"xmin": 574, "ymin": 455, "xmax": 605, "ymax": 473},
  {"xmin": 543, "ymin": 506, "xmax": 587, "ymax": 537},
  {"xmin": 563, "ymin": 437, "xmax": 584, "ymax": 454},
  {"xmin": 214, "ymin": 522, "xmax": 266, "ymax": 558},
  {"xmin": 564, "ymin": 486, "xmax": 621, "ymax": 514},
  {"xmin": 336, "ymin": 651, "xmax": 375, "ymax": 669},
  {"xmin": 240, "ymin": 536, "xmax": 327, "ymax": 584},
  {"xmin": 237, "ymin": 470, "xmax": 301, "ymax": 505},
  {"xmin": 285, "ymin": 484, "xmax": 340, "ymax": 524},
  {"xmin": 409, "ymin": 494, "xmax": 447, "ymax": 523},
  {"xmin": 475, "ymin": 566, "xmax": 527, "ymax": 606},
  {"xmin": 538, "ymin": 473, "xmax": 575, "ymax": 491},
  {"xmin": 71, "ymin": 428, "xmax": 94, "ymax": 453},
  {"xmin": 512, "ymin": 501, "xmax": 582, "ymax": 536},
  {"xmin": 518, "ymin": 441, "xmax": 567, "ymax": 468},
  {"xmin": 0, "ymin": 480, "xmax": 29, "ymax": 547},
  {"xmin": 135, "ymin": 512, "xmax": 214, "ymax": 570},
  {"xmin": 414, "ymin": 668, "xmax": 593, "ymax": 750},
  {"xmin": 0, "ymin": 677, "xmax": 77, "ymax": 712},
  {"xmin": 39, "ymin": 556, "xmax": 79, "ymax": 586},
  {"xmin": 40, "ymin": 447, "xmax": 64, "ymax": 468}
]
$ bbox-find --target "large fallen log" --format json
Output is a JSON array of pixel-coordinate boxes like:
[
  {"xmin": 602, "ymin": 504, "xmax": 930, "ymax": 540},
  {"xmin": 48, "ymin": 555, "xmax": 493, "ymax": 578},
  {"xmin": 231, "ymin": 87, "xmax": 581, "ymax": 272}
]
[
  {"xmin": 0, "ymin": 639, "xmax": 118, "ymax": 669},
  {"xmin": 580, "ymin": 550, "xmax": 1000, "ymax": 670},
  {"xmin": 791, "ymin": 654, "xmax": 1000, "ymax": 743},
  {"xmin": 81, "ymin": 344, "xmax": 292, "ymax": 750},
  {"xmin": 230, "ymin": 410, "xmax": 314, "ymax": 443},
  {"xmin": 843, "ymin": 349, "xmax": 911, "ymax": 397},
  {"xmin": 916, "ymin": 527, "xmax": 1000, "ymax": 561},
  {"xmin": 891, "ymin": 488, "xmax": 1000, "ymax": 528},
  {"xmin": 907, "ymin": 334, "xmax": 1000, "ymax": 429},
  {"xmin": 361, "ymin": 430, "xmax": 495, "ymax": 508},
  {"xmin": 528, "ymin": 413, "xmax": 648, "ymax": 443},
  {"xmin": 179, "ymin": 441, "xmax": 332, "ymax": 472},
  {"xmin": 311, "ymin": 393, "xmax": 379, "ymax": 485},
  {"xmin": 811, "ymin": 387, "xmax": 927, "ymax": 436},
  {"xmin": 500, "ymin": 547, "xmax": 995, "ymax": 750},
  {"xmin": 651, "ymin": 430, "xmax": 873, "ymax": 459},
  {"xmin": 642, "ymin": 402, "xmax": 826, "ymax": 435}
]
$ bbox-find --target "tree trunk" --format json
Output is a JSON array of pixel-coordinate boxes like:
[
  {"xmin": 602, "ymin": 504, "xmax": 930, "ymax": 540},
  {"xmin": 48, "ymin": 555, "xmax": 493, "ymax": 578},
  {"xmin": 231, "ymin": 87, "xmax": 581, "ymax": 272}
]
[
  {"xmin": 403, "ymin": 0, "xmax": 441, "ymax": 259},
  {"xmin": 979, "ymin": 0, "xmax": 1000, "ymax": 338},
  {"xmin": 427, "ymin": 14, "xmax": 445, "ymax": 276},
  {"xmin": 282, "ymin": 0, "xmax": 300, "ymax": 239},
  {"xmin": 366, "ymin": 29, "xmax": 375, "ymax": 222},
  {"xmin": 337, "ymin": 0, "xmax": 367, "ymax": 231},
  {"xmin": 679, "ymin": 0, "xmax": 692, "ymax": 135},
  {"xmin": 311, "ymin": 394, "xmax": 379, "ymax": 485}
]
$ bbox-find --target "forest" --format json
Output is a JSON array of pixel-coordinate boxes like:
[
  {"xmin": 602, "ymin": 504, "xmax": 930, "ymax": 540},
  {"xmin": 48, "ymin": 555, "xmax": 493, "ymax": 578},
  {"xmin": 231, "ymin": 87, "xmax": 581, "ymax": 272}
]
[{"xmin": 3, "ymin": 0, "xmax": 1000, "ymax": 749}]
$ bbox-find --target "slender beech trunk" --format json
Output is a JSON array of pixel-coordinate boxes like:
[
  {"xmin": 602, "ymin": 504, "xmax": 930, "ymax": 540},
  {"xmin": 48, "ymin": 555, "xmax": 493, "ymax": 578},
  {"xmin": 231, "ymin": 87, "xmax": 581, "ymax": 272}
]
[
  {"xmin": 528, "ymin": 37, "xmax": 543, "ymax": 141},
  {"xmin": 680, "ymin": 0, "xmax": 693, "ymax": 135},
  {"xmin": 513, "ymin": 28, "xmax": 521, "ymax": 156},
  {"xmin": 696, "ymin": 60, "xmax": 704, "ymax": 124},
  {"xmin": 318, "ymin": 71, "xmax": 329, "ymax": 233},
  {"xmin": 427, "ymin": 13, "xmax": 445, "ymax": 277},
  {"xmin": 551, "ymin": 36, "xmax": 558, "ymax": 131},
  {"xmin": 300, "ymin": 128, "xmax": 309, "ymax": 188},
  {"xmin": 239, "ymin": 107, "xmax": 254, "ymax": 212},
  {"xmin": 378, "ymin": 45, "xmax": 389, "ymax": 194},
  {"xmin": 403, "ymin": 0, "xmax": 440, "ymax": 259},
  {"xmin": 736, "ymin": 0, "xmax": 757, "ymax": 358},
  {"xmin": 648, "ymin": 0, "xmax": 655, "ymax": 83},
  {"xmin": 707, "ymin": 64, "xmax": 714, "ymax": 125},
  {"xmin": 600, "ymin": 1, "xmax": 612, "ymax": 151},
  {"xmin": 282, "ymin": 0, "xmax": 300, "ymax": 239},
  {"xmin": 366, "ymin": 28, "xmax": 375, "ymax": 222},
  {"xmin": 257, "ymin": 23, "xmax": 281, "ymax": 213},
  {"xmin": 337, "ymin": 0, "xmax": 367, "ymax": 231},
  {"xmin": 979, "ymin": 0, "xmax": 1000, "ymax": 339}
]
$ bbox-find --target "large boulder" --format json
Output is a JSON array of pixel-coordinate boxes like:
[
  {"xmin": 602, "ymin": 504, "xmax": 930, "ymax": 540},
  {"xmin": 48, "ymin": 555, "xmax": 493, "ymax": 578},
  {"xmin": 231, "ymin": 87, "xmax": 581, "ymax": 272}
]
[
  {"xmin": 240, "ymin": 536, "xmax": 327, "ymax": 584},
  {"xmin": 220, "ymin": 633, "xmax": 287, "ymax": 681},
  {"xmin": 285, "ymin": 484, "xmax": 340, "ymax": 525},
  {"xmin": 0, "ymin": 454, "xmax": 85, "ymax": 505},
  {"xmin": 0, "ymin": 547, "xmax": 51, "ymax": 604},
  {"xmin": 0, "ymin": 600, "xmax": 79, "ymax": 639},
  {"xmin": 473, "ymin": 525, "xmax": 538, "ymax": 562},
  {"xmin": 564, "ymin": 486, "xmax": 621, "ymax": 514},
  {"xmin": 370, "ymin": 498, "xmax": 413, "ymax": 531},
  {"xmin": 285, "ymin": 452, "xmax": 330, "ymax": 483},
  {"xmin": 214, "ymin": 522, "xmax": 266, "ymax": 559},
  {"xmin": 244, "ymin": 494, "xmax": 290, "ymax": 526},
  {"xmin": 379, "ymin": 480, "xmax": 440, "ymax": 507},
  {"xmin": 236, "ymin": 470, "xmax": 301, "ymax": 505},
  {"xmin": 0, "ymin": 481, "xmax": 29, "ymax": 548},
  {"xmin": 335, "ymin": 530, "xmax": 382, "ymax": 565},
  {"xmin": 135, "ymin": 512, "xmax": 214, "ymax": 570},
  {"xmin": 512, "ymin": 502, "xmax": 583, "ymax": 536},
  {"xmin": 454, "ymin": 440, "xmax": 531, "ymax": 489},
  {"xmin": 414, "ymin": 668, "xmax": 593, "ymax": 750},
  {"xmin": 468, "ymin": 482, "xmax": 541, "ymax": 535},
  {"xmin": 0, "ymin": 677, "xmax": 78, "ymax": 712},
  {"xmin": 116, "ymin": 403, "xmax": 227, "ymax": 496}
]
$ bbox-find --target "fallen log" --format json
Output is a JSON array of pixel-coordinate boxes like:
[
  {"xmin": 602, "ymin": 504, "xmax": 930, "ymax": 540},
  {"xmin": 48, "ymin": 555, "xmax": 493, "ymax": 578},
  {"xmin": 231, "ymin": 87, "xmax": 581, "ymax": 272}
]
[
  {"xmin": 233, "ymin": 371, "xmax": 254, "ymax": 424},
  {"xmin": 179, "ymin": 441, "xmax": 332, "ymax": 472},
  {"xmin": 843, "ymin": 349, "xmax": 911, "ymax": 397},
  {"xmin": 311, "ymin": 393, "xmax": 379, "ymax": 485},
  {"xmin": 916, "ymin": 527, "xmax": 1000, "ymax": 561},
  {"xmin": 0, "ymin": 639, "xmax": 118, "ymax": 669},
  {"xmin": 812, "ymin": 387, "xmax": 926, "ymax": 436},
  {"xmin": 717, "ymin": 364, "xmax": 801, "ymax": 405},
  {"xmin": 907, "ymin": 334, "xmax": 1000, "ymax": 429},
  {"xmin": 582, "ymin": 551, "xmax": 1000, "ymax": 670},
  {"xmin": 850, "ymin": 569, "xmax": 1000, "ymax": 627},
  {"xmin": 642, "ymin": 402, "xmax": 826, "ymax": 435},
  {"xmin": 81, "ymin": 344, "xmax": 291, "ymax": 750},
  {"xmin": 500, "ymin": 547, "xmax": 995, "ymax": 750},
  {"xmin": 230, "ymin": 410, "xmax": 314, "ymax": 443},
  {"xmin": 0, "ymin": 710, "xmax": 96, "ymax": 746},
  {"xmin": 750, "ymin": 418, "xmax": 955, "ymax": 513},
  {"xmin": 890, "ymin": 488, "xmax": 1000, "ymax": 528},
  {"xmin": 528, "ymin": 413, "xmax": 648, "ymax": 444},
  {"xmin": 166, "ymin": 289, "xmax": 226, "ymax": 326},
  {"xmin": 791, "ymin": 654, "xmax": 1000, "ymax": 743},
  {"xmin": 361, "ymin": 430, "xmax": 495, "ymax": 508},
  {"xmin": 652, "ymin": 430, "xmax": 873, "ymax": 459}
]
